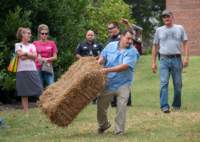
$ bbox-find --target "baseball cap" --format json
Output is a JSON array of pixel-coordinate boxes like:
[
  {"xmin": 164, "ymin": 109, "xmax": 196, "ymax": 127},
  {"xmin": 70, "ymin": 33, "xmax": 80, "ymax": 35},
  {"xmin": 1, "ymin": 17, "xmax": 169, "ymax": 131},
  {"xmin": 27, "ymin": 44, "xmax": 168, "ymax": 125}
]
[{"xmin": 162, "ymin": 9, "xmax": 173, "ymax": 16}]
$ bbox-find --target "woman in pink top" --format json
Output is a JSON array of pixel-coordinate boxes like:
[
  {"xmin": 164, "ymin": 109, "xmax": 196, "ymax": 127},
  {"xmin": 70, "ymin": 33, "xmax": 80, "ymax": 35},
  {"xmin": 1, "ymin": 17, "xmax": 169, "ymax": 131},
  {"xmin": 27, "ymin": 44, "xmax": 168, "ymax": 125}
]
[
  {"xmin": 33, "ymin": 24, "xmax": 58, "ymax": 87},
  {"xmin": 15, "ymin": 27, "xmax": 42, "ymax": 112}
]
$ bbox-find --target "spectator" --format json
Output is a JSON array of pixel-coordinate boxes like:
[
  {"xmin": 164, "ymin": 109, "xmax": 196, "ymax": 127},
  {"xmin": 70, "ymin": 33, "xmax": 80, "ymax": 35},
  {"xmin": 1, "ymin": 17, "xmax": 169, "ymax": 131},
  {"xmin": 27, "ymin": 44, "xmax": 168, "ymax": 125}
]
[
  {"xmin": 15, "ymin": 27, "xmax": 42, "ymax": 112},
  {"xmin": 151, "ymin": 10, "xmax": 189, "ymax": 113},
  {"xmin": 75, "ymin": 30, "xmax": 103, "ymax": 104},
  {"xmin": 107, "ymin": 21, "xmax": 132, "ymax": 107},
  {"xmin": 33, "ymin": 24, "xmax": 58, "ymax": 87},
  {"xmin": 75, "ymin": 30, "xmax": 103, "ymax": 59},
  {"xmin": 107, "ymin": 22, "xmax": 121, "ymax": 44},
  {"xmin": 132, "ymin": 24, "xmax": 143, "ymax": 55},
  {"xmin": 97, "ymin": 30, "xmax": 139, "ymax": 135}
]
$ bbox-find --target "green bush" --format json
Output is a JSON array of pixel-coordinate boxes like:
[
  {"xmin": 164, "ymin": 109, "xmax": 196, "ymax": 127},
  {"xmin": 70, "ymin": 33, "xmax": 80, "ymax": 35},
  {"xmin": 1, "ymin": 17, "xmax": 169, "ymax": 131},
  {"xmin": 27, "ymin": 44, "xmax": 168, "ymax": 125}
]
[
  {"xmin": 84, "ymin": 0, "xmax": 133, "ymax": 43},
  {"xmin": 0, "ymin": 0, "xmax": 133, "ymax": 95},
  {"xmin": 0, "ymin": 6, "xmax": 32, "ymax": 93}
]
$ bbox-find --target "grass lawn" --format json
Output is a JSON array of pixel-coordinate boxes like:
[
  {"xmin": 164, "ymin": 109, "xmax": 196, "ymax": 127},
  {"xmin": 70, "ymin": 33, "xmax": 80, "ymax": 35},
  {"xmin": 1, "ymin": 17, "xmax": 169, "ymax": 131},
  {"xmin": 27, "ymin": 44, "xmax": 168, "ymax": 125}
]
[{"xmin": 0, "ymin": 55, "xmax": 200, "ymax": 142}]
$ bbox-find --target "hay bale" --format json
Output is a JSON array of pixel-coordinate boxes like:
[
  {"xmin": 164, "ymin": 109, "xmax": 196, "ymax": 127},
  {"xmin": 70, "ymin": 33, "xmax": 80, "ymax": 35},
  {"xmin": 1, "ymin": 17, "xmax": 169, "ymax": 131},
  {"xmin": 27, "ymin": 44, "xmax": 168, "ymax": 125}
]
[{"xmin": 38, "ymin": 57, "xmax": 106, "ymax": 127}]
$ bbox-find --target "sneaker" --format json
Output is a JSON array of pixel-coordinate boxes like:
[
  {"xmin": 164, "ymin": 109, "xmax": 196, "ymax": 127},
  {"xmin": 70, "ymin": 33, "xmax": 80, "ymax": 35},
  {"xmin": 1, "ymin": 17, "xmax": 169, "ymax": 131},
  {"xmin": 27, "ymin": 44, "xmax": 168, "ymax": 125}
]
[
  {"xmin": 172, "ymin": 107, "xmax": 180, "ymax": 112},
  {"xmin": 162, "ymin": 108, "xmax": 170, "ymax": 113},
  {"xmin": 0, "ymin": 119, "xmax": 10, "ymax": 129},
  {"xmin": 115, "ymin": 131, "xmax": 124, "ymax": 135},
  {"xmin": 0, "ymin": 123, "xmax": 10, "ymax": 129},
  {"xmin": 98, "ymin": 123, "xmax": 111, "ymax": 134},
  {"xmin": 163, "ymin": 109, "xmax": 170, "ymax": 113},
  {"xmin": 92, "ymin": 98, "xmax": 97, "ymax": 104},
  {"xmin": 127, "ymin": 103, "xmax": 132, "ymax": 107},
  {"xmin": 111, "ymin": 103, "xmax": 117, "ymax": 107}
]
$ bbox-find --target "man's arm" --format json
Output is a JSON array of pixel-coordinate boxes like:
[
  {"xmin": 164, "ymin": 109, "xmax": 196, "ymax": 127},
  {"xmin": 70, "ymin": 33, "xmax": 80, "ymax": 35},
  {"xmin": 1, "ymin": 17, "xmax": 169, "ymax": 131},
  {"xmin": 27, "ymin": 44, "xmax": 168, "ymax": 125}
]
[
  {"xmin": 182, "ymin": 40, "xmax": 189, "ymax": 67},
  {"xmin": 151, "ymin": 44, "xmax": 159, "ymax": 73},
  {"xmin": 101, "ymin": 64, "xmax": 129, "ymax": 74},
  {"xmin": 97, "ymin": 56, "xmax": 104, "ymax": 65},
  {"xmin": 75, "ymin": 54, "xmax": 82, "ymax": 60}
]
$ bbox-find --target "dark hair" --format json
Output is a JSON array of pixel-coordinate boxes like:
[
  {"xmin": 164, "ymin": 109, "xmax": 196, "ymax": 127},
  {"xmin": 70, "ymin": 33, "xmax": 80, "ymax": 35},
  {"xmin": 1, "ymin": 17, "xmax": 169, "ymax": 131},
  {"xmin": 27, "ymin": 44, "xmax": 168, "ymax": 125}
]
[
  {"xmin": 121, "ymin": 29, "xmax": 134, "ymax": 36},
  {"xmin": 108, "ymin": 21, "xmax": 119, "ymax": 28}
]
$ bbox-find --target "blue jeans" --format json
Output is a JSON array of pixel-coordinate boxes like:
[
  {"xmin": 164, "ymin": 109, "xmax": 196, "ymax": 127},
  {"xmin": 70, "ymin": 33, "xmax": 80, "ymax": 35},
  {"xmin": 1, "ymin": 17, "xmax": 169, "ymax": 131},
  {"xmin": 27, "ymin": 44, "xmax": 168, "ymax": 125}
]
[
  {"xmin": 39, "ymin": 70, "xmax": 54, "ymax": 87},
  {"xmin": 159, "ymin": 56, "xmax": 182, "ymax": 111}
]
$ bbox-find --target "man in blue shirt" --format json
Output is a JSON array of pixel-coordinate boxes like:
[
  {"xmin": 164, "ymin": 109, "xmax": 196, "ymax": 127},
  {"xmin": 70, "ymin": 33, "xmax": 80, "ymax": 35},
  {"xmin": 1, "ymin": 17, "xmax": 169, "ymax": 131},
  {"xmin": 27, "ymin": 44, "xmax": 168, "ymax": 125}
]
[
  {"xmin": 107, "ymin": 21, "xmax": 132, "ymax": 107},
  {"xmin": 97, "ymin": 30, "xmax": 139, "ymax": 135}
]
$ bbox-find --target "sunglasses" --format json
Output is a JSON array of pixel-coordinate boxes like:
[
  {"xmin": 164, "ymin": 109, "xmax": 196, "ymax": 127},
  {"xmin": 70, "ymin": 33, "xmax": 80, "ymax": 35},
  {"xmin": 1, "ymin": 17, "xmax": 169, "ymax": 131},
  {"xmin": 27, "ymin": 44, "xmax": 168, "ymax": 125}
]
[
  {"xmin": 108, "ymin": 26, "xmax": 116, "ymax": 31},
  {"xmin": 162, "ymin": 15, "xmax": 170, "ymax": 18},
  {"xmin": 40, "ymin": 32, "xmax": 48, "ymax": 35}
]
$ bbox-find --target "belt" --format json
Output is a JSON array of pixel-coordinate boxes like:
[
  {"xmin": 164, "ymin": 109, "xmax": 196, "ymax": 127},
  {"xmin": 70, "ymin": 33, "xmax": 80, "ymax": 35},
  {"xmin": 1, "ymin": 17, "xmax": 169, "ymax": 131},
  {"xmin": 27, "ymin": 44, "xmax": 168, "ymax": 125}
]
[{"xmin": 160, "ymin": 54, "xmax": 181, "ymax": 58}]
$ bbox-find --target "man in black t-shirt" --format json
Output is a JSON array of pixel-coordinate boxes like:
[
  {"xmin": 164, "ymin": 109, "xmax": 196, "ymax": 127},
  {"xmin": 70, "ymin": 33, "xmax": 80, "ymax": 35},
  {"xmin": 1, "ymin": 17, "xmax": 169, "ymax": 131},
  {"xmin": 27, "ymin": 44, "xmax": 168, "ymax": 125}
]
[
  {"xmin": 76, "ymin": 30, "xmax": 103, "ymax": 104},
  {"xmin": 76, "ymin": 30, "xmax": 103, "ymax": 59}
]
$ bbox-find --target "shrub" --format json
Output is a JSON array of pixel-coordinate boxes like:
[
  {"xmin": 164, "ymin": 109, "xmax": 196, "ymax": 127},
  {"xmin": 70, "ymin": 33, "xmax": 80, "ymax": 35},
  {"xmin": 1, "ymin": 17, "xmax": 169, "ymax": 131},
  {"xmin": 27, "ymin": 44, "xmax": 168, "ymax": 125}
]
[{"xmin": 0, "ymin": 0, "xmax": 133, "ymax": 100}]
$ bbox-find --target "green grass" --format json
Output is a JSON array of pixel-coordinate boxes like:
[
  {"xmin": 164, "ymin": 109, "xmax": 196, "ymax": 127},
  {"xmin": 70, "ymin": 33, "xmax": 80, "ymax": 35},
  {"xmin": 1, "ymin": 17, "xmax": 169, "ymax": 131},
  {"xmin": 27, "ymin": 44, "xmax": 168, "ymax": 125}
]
[{"xmin": 1, "ymin": 55, "xmax": 200, "ymax": 142}]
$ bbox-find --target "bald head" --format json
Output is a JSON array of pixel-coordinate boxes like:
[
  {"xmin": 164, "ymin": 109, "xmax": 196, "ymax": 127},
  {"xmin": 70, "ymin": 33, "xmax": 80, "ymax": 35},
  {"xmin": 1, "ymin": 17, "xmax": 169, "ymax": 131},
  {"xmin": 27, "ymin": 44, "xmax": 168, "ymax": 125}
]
[{"xmin": 86, "ymin": 30, "xmax": 95, "ymax": 42}]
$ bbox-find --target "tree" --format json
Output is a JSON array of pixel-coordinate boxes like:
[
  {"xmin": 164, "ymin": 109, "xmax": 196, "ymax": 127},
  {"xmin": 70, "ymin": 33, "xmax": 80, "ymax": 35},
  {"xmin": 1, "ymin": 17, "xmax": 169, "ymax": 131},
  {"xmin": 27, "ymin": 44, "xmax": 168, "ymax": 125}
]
[
  {"xmin": 0, "ymin": 0, "xmax": 133, "ymax": 100},
  {"xmin": 84, "ymin": 0, "xmax": 133, "ymax": 44},
  {"xmin": 124, "ymin": 0, "xmax": 165, "ymax": 40},
  {"xmin": 0, "ymin": 0, "xmax": 89, "ymax": 96}
]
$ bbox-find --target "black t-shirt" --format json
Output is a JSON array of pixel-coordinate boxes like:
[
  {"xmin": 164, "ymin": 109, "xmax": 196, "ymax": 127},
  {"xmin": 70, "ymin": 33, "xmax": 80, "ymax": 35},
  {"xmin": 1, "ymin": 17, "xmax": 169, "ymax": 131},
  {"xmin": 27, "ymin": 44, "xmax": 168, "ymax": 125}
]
[
  {"xmin": 106, "ymin": 33, "xmax": 120, "ymax": 44},
  {"xmin": 76, "ymin": 41, "xmax": 103, "ymax": 57}
]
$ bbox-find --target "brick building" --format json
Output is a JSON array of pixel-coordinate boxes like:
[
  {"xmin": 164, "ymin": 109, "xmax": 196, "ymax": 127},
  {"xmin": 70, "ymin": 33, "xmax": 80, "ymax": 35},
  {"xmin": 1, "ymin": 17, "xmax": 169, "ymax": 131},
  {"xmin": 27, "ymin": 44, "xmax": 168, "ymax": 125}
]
[{"xmin": 166, "ymin": 0, "xmax": 200, "ymax": 55}]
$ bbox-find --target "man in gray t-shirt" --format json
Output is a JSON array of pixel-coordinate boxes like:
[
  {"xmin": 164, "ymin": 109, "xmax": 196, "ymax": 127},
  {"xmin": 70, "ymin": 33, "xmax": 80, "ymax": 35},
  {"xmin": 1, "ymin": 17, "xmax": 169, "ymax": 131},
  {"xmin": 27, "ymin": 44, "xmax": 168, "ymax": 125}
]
[{"xmin": 151, "ymin": 9, "xmax": 189, "ymax": 113}]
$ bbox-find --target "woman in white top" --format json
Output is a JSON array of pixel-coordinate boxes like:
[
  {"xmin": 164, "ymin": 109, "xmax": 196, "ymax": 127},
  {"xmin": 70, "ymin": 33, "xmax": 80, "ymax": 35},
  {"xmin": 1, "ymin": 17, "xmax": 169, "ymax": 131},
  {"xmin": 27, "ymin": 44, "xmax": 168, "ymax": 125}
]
[{"xmin": 15, "ymin": 27, "xmax": 42, "ymax": 112}]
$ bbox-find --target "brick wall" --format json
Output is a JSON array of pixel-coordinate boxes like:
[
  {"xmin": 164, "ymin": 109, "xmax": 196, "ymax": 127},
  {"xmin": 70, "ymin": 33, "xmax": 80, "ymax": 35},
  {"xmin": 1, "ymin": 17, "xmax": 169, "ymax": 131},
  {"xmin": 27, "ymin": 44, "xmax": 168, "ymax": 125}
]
[{"xmin": 166, "ymin": 0, "xmax": 200, "ymax": 55}]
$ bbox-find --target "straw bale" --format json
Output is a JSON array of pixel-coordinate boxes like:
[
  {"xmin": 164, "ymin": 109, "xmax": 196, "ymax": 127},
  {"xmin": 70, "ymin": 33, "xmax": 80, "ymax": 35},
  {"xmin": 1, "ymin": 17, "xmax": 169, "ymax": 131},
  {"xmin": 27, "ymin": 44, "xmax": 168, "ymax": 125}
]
[{"xmin": 38, "ymin": 57, "xmax": 106, "ymax": 127}]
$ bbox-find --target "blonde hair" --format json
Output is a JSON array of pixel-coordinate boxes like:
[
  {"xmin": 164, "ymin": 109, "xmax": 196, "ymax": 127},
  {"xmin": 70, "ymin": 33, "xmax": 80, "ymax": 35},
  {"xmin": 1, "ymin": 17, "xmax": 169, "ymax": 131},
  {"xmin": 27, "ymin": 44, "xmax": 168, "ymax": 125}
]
[
  {"xmin": 16, "ymin": 27, "xmax": 31, "ymax": 41},
  {"xmin": 38, "ymin": 24, "xmax": 49, "ymax": 34},
  {"xmin": 37, "ymin": 24, "xmax": 49, "ymax": 39}
]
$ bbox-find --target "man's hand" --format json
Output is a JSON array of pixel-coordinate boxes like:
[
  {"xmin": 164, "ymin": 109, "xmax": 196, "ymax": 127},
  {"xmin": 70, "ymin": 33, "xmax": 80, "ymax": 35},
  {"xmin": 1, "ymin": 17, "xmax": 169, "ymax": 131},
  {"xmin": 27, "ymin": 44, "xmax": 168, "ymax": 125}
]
[
  {"xmin": 97, "ymin": 56, "xmax": 104, "ymax": 65},
  {"xmin": 183, "ymin": 57, "xmax": 189, "ymax": 68},
  {"xmin": 95, "ymin": 56, "xmax": 100, "ymax": 60},
  {"xmin": 120, "ymin": 18, "xmax": 129, "ymax": 25},
  {"xmin": 151, "ymin": 44, "xmax": 159, "ymax": 73},
  {"xmin": 182, "ymin": 41, "xmax": 189, "ymax": 68},
  {"xmin": 101, "ymin": 68, "xmax": 110, "ymax": 74},
  {"xmin": 151, "ymin": 63, "xmax": 157, "ymax": 73},
  {"xmin": 75, "ymin": 54, "xmax": 82, "ymax": 60}
]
